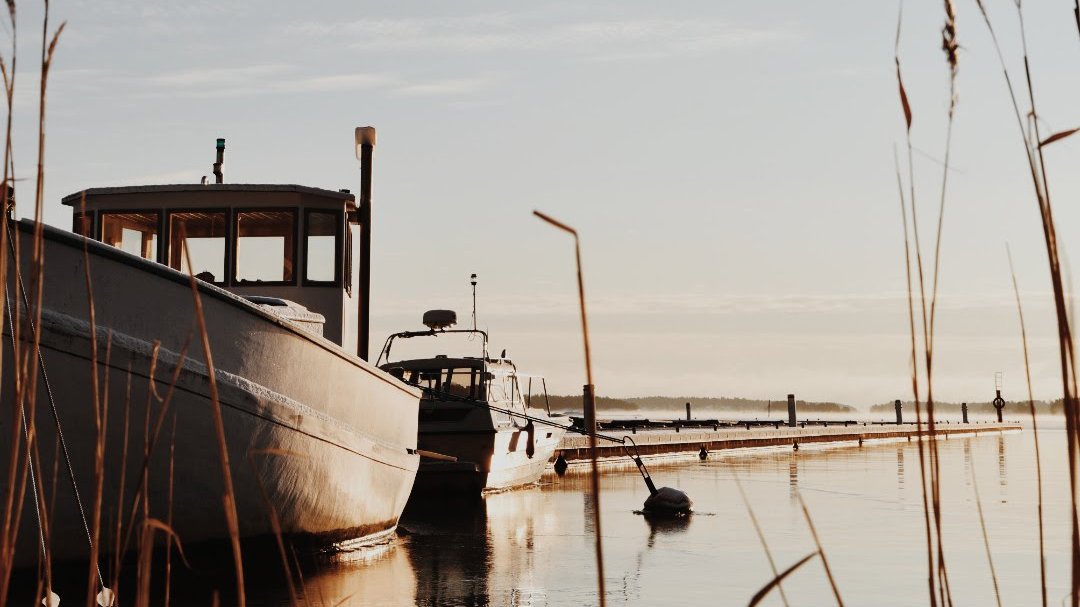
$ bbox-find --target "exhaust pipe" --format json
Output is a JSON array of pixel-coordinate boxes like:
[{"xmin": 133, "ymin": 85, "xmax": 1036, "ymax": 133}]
[
  {"xmin": 213, "ymin": 138, "xmax": 225, "ymax": 183},
  {"xmin": 355, "ymin": 127, "xmax": 376, "ymax": 360}
]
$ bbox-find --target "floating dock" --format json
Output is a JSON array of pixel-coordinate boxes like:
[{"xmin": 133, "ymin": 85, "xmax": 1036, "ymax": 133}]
[{"xmin": 551, "ymin": 421, "xmax": 1022, "ymax": 470}]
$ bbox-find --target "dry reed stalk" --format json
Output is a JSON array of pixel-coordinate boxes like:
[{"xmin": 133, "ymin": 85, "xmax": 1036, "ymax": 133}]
[
  {"xmin": 894, "ymin": 0, "xmax": 962, "ymax": 599},
  {"xmin": 290, "ymin": 543, "xmax": 311, "ymax": 606},
  {"xmin": 165, "ymin": 410, "xmax": 177, "ymax": 607},
  {"xmin": 1008, "ymin": 245, "xmax": 1047, "ymax": 607},
  {"xmin": 144, "ymin": 518, "xmax": 190, "ymax": 607},
  {"xmin": 968, "ymin": 458, "xmax": 1002, "ymax": 607},
  {"xmin": 973, "ymin": 2, "xmax": 1080, "ymax": 603},
  {"xmin": 747, "ymin": 552, "xmax": 817, "ymax": 607},
  {"xmin": 796, "ymin": 492, "xmax": 843, "ymax": 606},
  {"xmin": 183, "ymin": 237, "xmax": 246, "ymax": 606},
  {"xmin": 117, "ymin": 339, "xmax": 188, "ymax": 567},
  {"xmin": 112, "ymin": 364, "xmax": 133, "ymax": 596},
  {"xmin": 80, "ymin": 186, "xmax": 107, "ymax": 607},
  {"xmin": 247, "ymin": 449, "xmax": 304, "ymax": 607},
  {"xmin": 0, "ymin": 0, "xmax": 15, "ymax": 593},
  {"xmin": 46, "ymin": 433, "xmax": 57, "ymax": 529},
  {"xmin": 733, "ymin": 472, "xmax": 789, "ymax": 607},
  {"xmin": 88, "ymin": 332, "xmax": 111, "ymax": 607},
  {"xmin": 533, "ymin": 210, "xmax": 605, "ymax": 607},
  {"xmin": 0, "ymin": 3, "xmax": 22, "ymax": 598}
]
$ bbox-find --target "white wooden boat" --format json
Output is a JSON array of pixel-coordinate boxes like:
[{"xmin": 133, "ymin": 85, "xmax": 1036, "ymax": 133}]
[{"xmin": 1, "ymin": 129, "xmax": 420, "ymax": 568}]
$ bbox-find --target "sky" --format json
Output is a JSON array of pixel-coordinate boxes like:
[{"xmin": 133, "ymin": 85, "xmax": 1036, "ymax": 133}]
[{"xmin": 5, "ymin": 0, "xmax": 1080, "ymax": 407}]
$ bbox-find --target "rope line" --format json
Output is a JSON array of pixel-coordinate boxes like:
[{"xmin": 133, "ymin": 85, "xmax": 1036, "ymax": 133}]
[
  {"xmin": 5, "ymin": 284, "xmax": 47, "ymax": 562},
  {"xmin": 403, "ymin": 380, "xmax": 658, "ymax": 489},
  {"xmin": 6, "ymin": 223, "xmax": 105, "ymax": 588}
]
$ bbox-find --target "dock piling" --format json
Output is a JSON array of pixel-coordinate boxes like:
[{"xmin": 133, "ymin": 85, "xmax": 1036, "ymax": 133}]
[
  {"xmin": 686, "ymin": 402, "xmax": 691, "ymax": 421},
  {"xmin": 895, "ymin": 399, "xmax": 903, "ymax": 425},
  {"xmin": 962, "ymin": 402, "xmax": 968, "ymax": 423},
  {"xmin": 993, "ymin": 390, "xmax": 1005, "ymax": 423},
  {"xmin": 787, "ymin": 394, "xmax": 797, "ymax": 428}
]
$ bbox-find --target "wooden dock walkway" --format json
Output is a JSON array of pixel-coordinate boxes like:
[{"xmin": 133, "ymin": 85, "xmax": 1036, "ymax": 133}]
[{"xmin": 551, "ymin": 422, "xmax": 1022, "ymax": 469}]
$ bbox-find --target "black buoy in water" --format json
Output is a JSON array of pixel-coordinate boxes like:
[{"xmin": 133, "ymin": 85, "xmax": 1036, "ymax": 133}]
[
  {"xmin": 553, "ymin": 454, "xmax": 568, "ymax": 476},
  {"xmin": 631, "ymin": 452, "xmax": 692, "ymax": 516},
  {"xmin": 642, "ymin": 486, "xmax": 693, "ymax": 516},
  {"xmin": 698, "ymin": 446, "xmax": 708, "ymax": 460}
]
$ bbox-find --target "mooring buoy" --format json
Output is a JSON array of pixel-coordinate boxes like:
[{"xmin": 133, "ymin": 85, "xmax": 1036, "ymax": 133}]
[
  {"xmin": 698, "ymin": 446, "xmax": 708, "ymax": 460},
  {"xmin": 642, "ymin": 486, "xmax": 693, "ymax": 516},
  {"xmin": 553, "ymin": 454, "xmax": 568, "ymax": 476}
]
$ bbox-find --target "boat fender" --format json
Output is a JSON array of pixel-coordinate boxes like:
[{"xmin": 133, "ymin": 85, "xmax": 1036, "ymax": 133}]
[{"xmin": 525, "ymin": 421, "xmax": 536, "ymax": 459}]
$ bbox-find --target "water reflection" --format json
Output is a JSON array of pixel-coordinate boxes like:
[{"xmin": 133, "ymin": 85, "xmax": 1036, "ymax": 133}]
[
  {"xmin": 402, "ymin": 495, "xmax": 492, "ymax": 606},
  {"xmin": 789, "ymin": 453, "xmax": 798, "ymax": 499},
  {"xmin": 998, "ymin": 434, "xmax": 1008, "ymax": 502},
  {"xmin": 897, "ymin": 445, "xmax": 905, "ymax": 486},
  {"xmin": 209, "ymin": 427, "xmax": 1050, "ymax": 607},
  {"xmin": 642, "ymin": 513, "xmax": 692, "ymax": 548},
  {"xmin": 304, "ymin": 543, "xmax": 417, "ymax": 605}
]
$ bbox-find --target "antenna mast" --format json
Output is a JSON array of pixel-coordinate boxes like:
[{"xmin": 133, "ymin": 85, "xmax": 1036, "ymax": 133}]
[{"xmin": 471, "ymin": 273, "xmax": 478, "ymax": 330}]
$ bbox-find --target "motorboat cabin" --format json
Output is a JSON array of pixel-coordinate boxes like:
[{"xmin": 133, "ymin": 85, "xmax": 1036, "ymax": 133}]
[{"xmin": 63, "ymin": 181, "xmax": 372, "ymax": 358}]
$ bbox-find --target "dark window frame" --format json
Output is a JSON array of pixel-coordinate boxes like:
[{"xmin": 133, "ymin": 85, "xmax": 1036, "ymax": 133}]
[
  {"xmin": 165, "ymin": 207, "xmax": 232, "ymax": 286},
  {"xmin": 302, "ymin": 207, "xmax": 343, "ymax": 287},
  {"xmin": 96, "ymin": 209, "xmax": 164, "ymax": 263},
  {"xmin": 232, "ymin": 207, "xmax": 299, "ymax": 287},
  {"xmin": 72, "ymin": 210, "xmax": 95, "ymax": 238}
]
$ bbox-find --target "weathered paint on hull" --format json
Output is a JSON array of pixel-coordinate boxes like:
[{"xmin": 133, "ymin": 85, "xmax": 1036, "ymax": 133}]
[{"xmin": 0, "ymin": 222, "xmax": 420, "ymax": 568}]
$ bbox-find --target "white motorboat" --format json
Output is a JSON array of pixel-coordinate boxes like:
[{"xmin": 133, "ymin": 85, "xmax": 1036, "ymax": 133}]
[{"xmin": 378, "ymin": 309, "xmax": 565, "ymax": 495}]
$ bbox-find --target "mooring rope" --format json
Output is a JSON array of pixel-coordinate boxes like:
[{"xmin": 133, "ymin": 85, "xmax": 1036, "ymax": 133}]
[
  {"xmin": 403, "ymin": 380, "xmax": 659, "ymax": 491},
  {"xmin": 4, "ymin": 286, "xmax": 48, "ymax": 563},
  {"xmin": 5, "ymin": 222, "xmax": 105, "ymax": 589}
]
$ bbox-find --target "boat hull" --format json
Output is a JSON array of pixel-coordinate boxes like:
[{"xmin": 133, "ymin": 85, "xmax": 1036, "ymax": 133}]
[
  {"xmin": 412, "ymin": 423, "xmax": 564, "ymax": 494},
  {"xmin": 0, "ymin": 222, "xmax": 420, "ymax": 568}
]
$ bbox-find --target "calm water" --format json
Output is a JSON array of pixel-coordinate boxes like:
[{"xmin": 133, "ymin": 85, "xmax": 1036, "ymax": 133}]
[{"xmin": 226, "ymin": 424, "xmax": 1069, "ymax": 605}]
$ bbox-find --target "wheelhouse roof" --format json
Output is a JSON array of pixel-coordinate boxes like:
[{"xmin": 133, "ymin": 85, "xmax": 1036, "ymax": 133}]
[{"xmin": 61, "ymin": 183, "xmax": 356, "ymax": 208}]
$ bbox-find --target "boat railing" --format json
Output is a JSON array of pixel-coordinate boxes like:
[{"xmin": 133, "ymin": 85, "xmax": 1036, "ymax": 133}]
[{"xmin": 376, "ymin": 327, "xmax": 489, "ymax": 368}]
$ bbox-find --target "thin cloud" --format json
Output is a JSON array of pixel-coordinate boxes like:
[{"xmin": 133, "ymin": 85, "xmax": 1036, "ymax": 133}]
[
  {"xmin": 75, "ymin": 64, "xmax": 491, "ymax": 99},
  {"xmin": 393, "ymin": 77, "xmax": 492, "ymax": 97},
  {"xmin": 293, "ymin": 16, "xmax": 799, "ymax": 61}
]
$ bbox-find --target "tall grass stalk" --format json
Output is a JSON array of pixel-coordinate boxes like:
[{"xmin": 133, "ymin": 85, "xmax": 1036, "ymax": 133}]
[
  {"xmin": 0, "ymin": 1, "xmax": 18, "ymax": 598},
  {"xmin": 893, "ymin": 0, "xmax": 963, "ymax": 601},
  {"xmin": 893, "ymin": 4, "xmax": 939, "ymax": 601},
  {"xmin": 796, "ymin": 492, "xmax": 843, "ymax": 606},
  {"xmin": 734, "ymin": 472, "xmax": 789, "ymax": 607},
  {"xmin": 973, "ymin": 2, "xmax": 1080, "ymax": 603},
  {"xmin": 183, "ymin": 235, "xmax": 246, "ymax": 606},
  {"xmin": 1008, "ymin": 244, "xmax": 1047, "ymax": 607},
  {"xmin": 968, "ymin": 458, "xmax": 1002, "ymax": 607},
  {"xmin": 534, "ymin": 210, "xmax": 606, "ymax": 607}
]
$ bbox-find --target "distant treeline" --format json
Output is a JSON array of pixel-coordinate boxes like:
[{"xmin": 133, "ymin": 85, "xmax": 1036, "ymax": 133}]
[
  {"xmin": 869, "ymin": 399, "xmax": 1065, "ymax": 415},
  {"xmin": 527, "ymin": 394, "xmax": 855, "ymax": 414}
]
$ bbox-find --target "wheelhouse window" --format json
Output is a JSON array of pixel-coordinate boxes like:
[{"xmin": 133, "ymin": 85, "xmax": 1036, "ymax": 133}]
[
  {"xmin": 444, "ymin": 368, "xmax": 476, "ymax": 398},
  {"xmin": 169, "ymin": 211, "xmax": 227, "ymax": 284},
  {"xmin": 72, "ymin": 212, "xmax": 93, "ymax": 238},
  {"xmin": 100, "ymin": 212, "xmax": 159, "ymax": 261},
  {"xmin": 235, "ymin": 209, "xmax": 296, "ymax": 284},
  {"xmin": 304, "ymin": 210, "xmax": 340, "ymax": 284}
]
